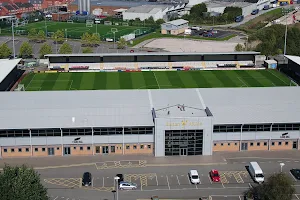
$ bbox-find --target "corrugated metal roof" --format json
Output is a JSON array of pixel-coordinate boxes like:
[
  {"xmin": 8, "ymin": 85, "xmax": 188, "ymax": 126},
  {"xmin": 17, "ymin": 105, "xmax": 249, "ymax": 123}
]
[
  {"xmin": 163, "ymin": 19, "xmax": 188, "ymax": 26},
  {"xmin": 0, "ymin": 59, "xmax": 21, "ymax": 84},
  {"xmin": 199, "ymin": 87, "xmax": 300, "ymax": 124},
  {"xmin": 125, "ymin": 5, "xmax": 169, "ymax": 13},
  {"xmin": 1, "ymin": 87, "xmax": 300, "ymax": 130},
  {"xmin": 45, "ymin": 52, "xmax": 260, "ymax": 57},
  {"xmin": 285, "ymin": 55, "xmax": 300, "ymax": 65}
]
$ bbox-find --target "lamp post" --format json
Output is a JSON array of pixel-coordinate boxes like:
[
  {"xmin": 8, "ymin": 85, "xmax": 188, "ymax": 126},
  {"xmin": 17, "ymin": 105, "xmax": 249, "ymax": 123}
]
[
  {"xmin": 282, "ymin": 8, "xmax": 293, "ymax": 55},
  {"xmin": 11, "ymin": 19, "xmax": 16, "ymax": 59},
  {"xmin": 112, "ymin": 190, "xmax": 116, "ymax": 200},
  {"xmin": 114, "ymin": 176, "xmax": 120, "ymax": 200},
  {"xmin": 44, "ymin": 17, "xmax": 47, "ymax": 38},
  {"xmin": 280, "ymin": 162, "xmax": 285, "ymax": 172}
]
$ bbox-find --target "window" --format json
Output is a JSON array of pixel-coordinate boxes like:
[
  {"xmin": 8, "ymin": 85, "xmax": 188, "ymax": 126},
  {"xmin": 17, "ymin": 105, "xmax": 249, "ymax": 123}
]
[
  {"xmin": 228, "ymin": 143, "xmax": 230, "ymax": 146},
  {"xmin": 221, "ymin": 143, "xmax": 224, "ymax": 146},
  {"xmin": 272, "ymin": 142, "xmax": 275, "ymax": 146},
  {"xmin": 87, "ymin": 146, "xmax": 91, "ymax": 150},
  {"xmin": 214, "ymin": 143, "xmax": 217, "ymax": 146},
  {"xmin": 80, "ymin": 147, "xmax": 83, "ymax": 151},
  {"xmin": 11, "ymin": 148, "xmax": 15, "ymax": 152},
  {"xmin": 18, "ymin": 148, "xmax": 22, "ymax": 152},
  {"xmin": 4, "ymin": 148, "xmax": 7, "ymax": 152},
  {"xmin": 278, "ymin": 142, "xmax": 282, "ymax": 146},
  {"xmin": 250, "ymin": 142, "xmax": 254, "ymax": 146},
  {"xmin": 235, "ymin": 143, "xmax": 238, "ymax": 146},
  {"xmin": 133, "ymin": 145, "xmax": 137, "ymax": 149},
  {"xmin": 57, "ymin": 147, "xmax": 60, "ymax": 150},
  {"xmin": 140, "ymin": 144, "xmax": 144, "ymax": 149},
  {"xmin": 257, "ymin": 142, "xmax": 260, "ymax": 146},
  {"xmin": 42, "ymin": 148, "xmax": 46, "ymax": 152},
  {"xmin": 147, "ymin": 144, "xmax": 151, "ymax": 149},
  {"xmin": 126, "ymin": 145, "xmax": 130, "ymax": 150},
  {"xmin": 285, "ymin": 141, "xmax": 289, "ymax": 145},
  {"xmin": 26, "ymin": 148, "xmax": 29, "ymax": 152},
  {"xmin": 264, "ymin": 142, "xmax": 267, "ymax": 146},
  {"xmin": 110, "ymin": 146, "xmax": 115, "ymax": 153},
  {"xmin": 35, "ymin": 148, "xmax": 38, "ymax": 152},
  {"xmin": 73, "ymin": 147, "xmax": 76, "ymax": 150}
]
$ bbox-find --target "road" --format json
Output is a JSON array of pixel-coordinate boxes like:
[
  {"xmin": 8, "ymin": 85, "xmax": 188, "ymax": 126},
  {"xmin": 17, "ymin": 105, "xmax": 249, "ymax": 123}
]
[{"xmin": 28, "ymin": 153, "xmax": 300, "ymax": 200}]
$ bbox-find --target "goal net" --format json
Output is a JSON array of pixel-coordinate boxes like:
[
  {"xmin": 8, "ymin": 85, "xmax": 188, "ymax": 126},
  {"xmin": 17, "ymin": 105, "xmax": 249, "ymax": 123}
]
[
  {"xmin": 14, "ymin": 84, "xmax": 25, "ymax": 91},
  {"xmin": 104, "ymin": 21, "xmax": 112, "ymax": 25},
  {"xmin": 67, "ymin": 20, "xmax": 74, "ymax": 23},
  {"xmin": 86, "ymin": 20, "xmax": 93, "ymax": 27}
]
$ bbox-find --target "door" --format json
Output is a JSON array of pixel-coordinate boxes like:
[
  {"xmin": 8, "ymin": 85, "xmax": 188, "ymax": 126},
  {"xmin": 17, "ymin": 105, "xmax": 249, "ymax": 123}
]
[
  {"xmin": 95, "ymin": 146, "xmax": 100, "ymax": 153},
  {"xmin": 241, "ymin": 142, "xmax": 248, "ymax": 151},
  {"xmin": 64, "ymin": 147, "xmax": 71, "ymax": 155},
  {"xmin": 180, "ymin": 148, "xmax": 187, "ymax": 156},
  {"xmin": 102, "ymin": 146, "xmax": 109, "ymax": 154},
  {"xmin": 293, "ymin": 141, "xmax": 298, "ymax": 149},
  {"xmin": 48, "ymin": 147, "xmax": 54, "ymax": 156}
]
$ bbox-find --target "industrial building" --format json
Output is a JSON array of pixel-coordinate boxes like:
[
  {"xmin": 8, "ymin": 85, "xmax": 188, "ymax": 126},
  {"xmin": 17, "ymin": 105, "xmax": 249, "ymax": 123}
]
[
  {"xmin": 123, "ymin": 4, "xmax": 185, "ymax": 21},
  {"xmin": 161, "ymin": 19, "xmax": 189, "ymax": 35},
  {"xmin": 0, "ymin": 59, "xmax": 23, "ymax": 91}
]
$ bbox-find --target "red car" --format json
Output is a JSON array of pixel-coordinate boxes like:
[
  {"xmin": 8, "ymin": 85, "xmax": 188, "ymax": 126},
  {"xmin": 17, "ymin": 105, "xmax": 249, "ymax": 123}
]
[{"xmin": 210, "ymin": 169, "xmax": 220, "ymax": 182}]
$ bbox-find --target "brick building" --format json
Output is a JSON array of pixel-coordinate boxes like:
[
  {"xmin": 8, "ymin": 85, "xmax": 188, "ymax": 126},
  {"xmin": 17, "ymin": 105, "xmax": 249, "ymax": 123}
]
[{"xmin": 0, "ymin": 2, "xmax": 35, "ymax": 17}]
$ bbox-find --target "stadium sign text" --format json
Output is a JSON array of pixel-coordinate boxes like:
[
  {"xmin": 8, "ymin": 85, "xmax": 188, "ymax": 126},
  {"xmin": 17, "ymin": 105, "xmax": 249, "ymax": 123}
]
[
  {"xmin": 166, "ymin": 120, "xmax": 202, "ymax": 127},
  {"xmin": 72, "ymin": 137, "xmax": 83, "ymax": 144}
]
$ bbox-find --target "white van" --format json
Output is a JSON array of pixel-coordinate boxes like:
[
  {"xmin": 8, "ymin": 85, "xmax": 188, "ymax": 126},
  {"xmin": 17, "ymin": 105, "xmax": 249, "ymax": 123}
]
[
  {"xmin": 189, "ymin": 170, "xmax": 200, "ymax": 184},
  {"xmin": 249, "ymin": 162, "xmax": 264, "ymax": 183}
]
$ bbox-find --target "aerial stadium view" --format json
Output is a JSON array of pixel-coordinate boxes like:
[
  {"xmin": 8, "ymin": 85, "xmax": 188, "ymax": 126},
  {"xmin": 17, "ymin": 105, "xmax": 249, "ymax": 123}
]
[{"xmin": 2, "ymin": 0, "xmax": 300, "ymax": 200}]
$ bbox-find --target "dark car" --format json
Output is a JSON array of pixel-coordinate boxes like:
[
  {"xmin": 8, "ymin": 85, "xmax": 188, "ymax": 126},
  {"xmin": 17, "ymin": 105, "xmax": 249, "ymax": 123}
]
[
  {"xmin": 290, "ymin": 169, "xmax": 300, "ymax": 180},
  {"xmin": 82, "ymin": 172, "xmax": 92, "ymax": 186},
  {"xmin": 116, "ymin": 174, "xmax": 124, "ymax": 183}
]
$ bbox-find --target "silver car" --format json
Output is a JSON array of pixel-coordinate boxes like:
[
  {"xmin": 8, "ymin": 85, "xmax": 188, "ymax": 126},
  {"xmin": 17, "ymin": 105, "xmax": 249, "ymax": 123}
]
[{"xmin": 119, "ymin": 181, "xmax": 137, "ymax": 190}]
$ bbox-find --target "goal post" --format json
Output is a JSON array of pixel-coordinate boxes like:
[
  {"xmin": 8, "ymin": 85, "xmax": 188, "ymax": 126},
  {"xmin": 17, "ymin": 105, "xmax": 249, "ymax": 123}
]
[{"xmin": 67, "ymin": 20, "xmax": 74, "ymax": 23}]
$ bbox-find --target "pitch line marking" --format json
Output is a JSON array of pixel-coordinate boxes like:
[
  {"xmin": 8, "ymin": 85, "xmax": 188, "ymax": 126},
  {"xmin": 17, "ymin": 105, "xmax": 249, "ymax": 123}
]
[
  {"xmin": 25, "ymin": 73, "xmax": 36, "ymax": 89},
  {"xmin": 237, "ymin": 77, "xmax": 248, "ymax": 87},
  {"xmin": 268, "ymin": 70, "xmax": 288, "ymax": 85},
  {"xmin": 152, "ymin": 72, "xmax": 160, "ymax": 89}
]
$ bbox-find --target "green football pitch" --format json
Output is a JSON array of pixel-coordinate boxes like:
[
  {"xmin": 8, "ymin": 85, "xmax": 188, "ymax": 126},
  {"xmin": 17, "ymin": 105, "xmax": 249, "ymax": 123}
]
[
  {"xmin": 1, "ymin": 21, "xmax": 152, "ymax": 39},
  {"xmin": 20, "ymin": 70, "xmax": 294, "ymax": 91}
]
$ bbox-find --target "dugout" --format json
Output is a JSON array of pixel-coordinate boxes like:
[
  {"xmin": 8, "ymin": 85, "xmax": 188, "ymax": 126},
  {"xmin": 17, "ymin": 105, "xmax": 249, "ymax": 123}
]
[
  {"xmin": 45, "ymin": 52, "xmax": 259, "ymax": 64},
  {"xmin": 0, "ymin": 59, "xmax": 23, "ymax": 91}
]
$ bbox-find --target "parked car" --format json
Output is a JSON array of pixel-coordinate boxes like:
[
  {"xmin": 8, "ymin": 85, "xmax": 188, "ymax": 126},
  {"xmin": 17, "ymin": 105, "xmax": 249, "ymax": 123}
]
[
  {"xmin": 82, "ymin": 172, "xmax": 92, "ymax": 186},
  {"xmin": 189, "ymin": 170, "xmax": 200, "ymax": 184},
  {"xmin": 251, "ymin": 9, "xmax": 259, "ymax": 15},
  {"xmin": 209, "ymin": 169, "xmax": 220, "ymax": 182},
  {"xmin": 263, "ymin": 5, "xmax": 270, "ymax": 10},
  {"xmin": 151, "ymin": 196, "xmax": 159, "ymax": 200},
  {"xmin": 235, "ymin": 15, "xmax": 244, "ymax": 22},
  {"xmin": 119, "ymin": 181, "xmax": 137, "ymax": 190},
  {"xmin": 290, "ymin": 169, "xmax": 300, "ymax": 180}
]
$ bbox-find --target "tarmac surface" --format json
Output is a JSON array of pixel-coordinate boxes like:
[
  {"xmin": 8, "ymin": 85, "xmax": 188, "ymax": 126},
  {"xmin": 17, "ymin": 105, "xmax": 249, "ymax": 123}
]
[{"xmin": 2, "ymin": 151, "xmax": 300, "ymax": 200}]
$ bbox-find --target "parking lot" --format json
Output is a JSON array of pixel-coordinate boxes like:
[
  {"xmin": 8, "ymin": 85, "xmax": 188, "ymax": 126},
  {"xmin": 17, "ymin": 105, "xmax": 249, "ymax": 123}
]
[
  {"xmin": 189, "ymin": 29, "xmax": 235, "ymax": 39},
  {"xmin": 210, "ymin": 194, "xmax": 300, "ymax": 200}
]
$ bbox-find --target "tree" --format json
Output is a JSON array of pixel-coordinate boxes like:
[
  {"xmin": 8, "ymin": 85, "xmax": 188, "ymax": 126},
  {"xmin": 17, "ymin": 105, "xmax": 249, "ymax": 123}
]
[
  {"xmin": 223, "ymin": 7, "xmax": 242, "ymax": 22},
  {"xmin": 19, "ymin": 41, "xmax": 33, "ymax": 58},
  {"xmin": 81, "ymin": 32, "xmax": 92, "ymax": 46},
  {"xmin": 190, "ymin": 3, "xmax": 207, "ymax": 18},
  {"xmin": 82, "ymin": 47, "xmax": 93, "ymax": 53},
  {"xmin": 59, "ymin": 42, "xmax": 72, "ymax": 54},
  {"xmin": 37, "ymin": 30, "xmax": 46, "ymax": 42},
  {"xmin": 117, "ymin": 37, "xmax": 127, "ymax": 49},
  {"xmin": 90, "ymin": 33, "xmax": 100, "ymax": 47},
  {"xmin": 52, "ymin": 30, "xmax": 64, "ymax": 44},
  {"xmin": 156, "ymin": 19, "xmax": 165, "ymax": 25},
  {"xmin": 0, "ymin": 164, "xmax": 48, "ymax": 200},
  {"xmin": 0, "ymin": 43, "xmax": 12, "ymax": 58},
  {"xmin": 244, "ymin": 172, "xmax": 295, "ymax": 200},
  {"xmin": 28, "ymin": 28, "xmax": 37, "ymax": 41},
  {"xmin": 39, "ymin": 43, "xmax": 52, "ymax": 58},
  {"xmin": 235, "ymin": 43, "xmax": 244, "ymax": 52}
]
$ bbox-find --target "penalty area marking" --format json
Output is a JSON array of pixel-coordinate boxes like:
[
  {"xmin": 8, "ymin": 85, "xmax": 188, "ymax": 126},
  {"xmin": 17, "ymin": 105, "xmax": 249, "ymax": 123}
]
[
  {"xmin": 137, "ymin": 84, "xmax": 181, "ymax": 89},
  {"xmin": 268, "ymin": 70, "xmax": 289, "ymax": 85},
  {"xmin": 237, "ymin": 77, "xmax": 248, "ymax": 87},
  {"xmin": 152, "ymin": 72, "xmax": 160, "ymax": 89}
]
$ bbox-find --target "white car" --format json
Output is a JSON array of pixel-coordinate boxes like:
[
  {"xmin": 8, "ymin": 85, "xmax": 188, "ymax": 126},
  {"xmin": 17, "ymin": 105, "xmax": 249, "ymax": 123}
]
[
  {"xmin": 189, "ymin": 170, "xmax": 200, "ymax": 184},
  {"xmin": 119, "ymin": 181, "xmax": 137, "ymax": 190}
]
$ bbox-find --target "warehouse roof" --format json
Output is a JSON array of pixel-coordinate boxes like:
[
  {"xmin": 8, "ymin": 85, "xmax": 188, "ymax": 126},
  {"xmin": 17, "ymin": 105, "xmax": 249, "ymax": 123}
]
[
  {"xmin": 1, "ymin": 87, "xmax": 300, "ymax": 129},
  {"xmin": 162, "ymin": 19, "xmax": 189, "ymax": 26},
  {"xmin": 45, "ymin": 51, "xmax": 260, "ymax": 57},
  {"xmin": 0, "ymin": 58, "xmax": 22, "ymax": 84},
  {"xmin": 125, "ymin": 5, "xmax": 170, "ymax": 14}
]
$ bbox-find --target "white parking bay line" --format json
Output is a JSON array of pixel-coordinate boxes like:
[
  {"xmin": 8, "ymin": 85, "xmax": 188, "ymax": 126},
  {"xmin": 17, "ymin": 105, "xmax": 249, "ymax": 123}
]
[
  {"xmin": 187, "ymin": 175, "xmax": 191, "ymax": 184},
  {"xmin": 208, "ymin": 175, "xmax": 212, "ymax": 184},
  {"xmin": 176, "ymin": 175, "xmax": 180, "ymax": 185},
  {"xmin": 239, "ymin": 196, "xmax": 242, "ymax": 200},
  {"xmin": 155, "ymin": 175, "xmax": 158, "ymax": 186},
  {"xmin": 295, "ymin": 194, "xmax": 300, "ymax": 200},
  {"xmin": 53, "ymin": 197, "xmax": 58, "ymax": 200},
  {"xmin": 166, "ymin": 175, "xmax": 170, "ymax": 190},
  {"xmin": 290, "ymin": 172, "xmax": 298, "ymax": 181},
  {"xmin": 92, "ymin": 177, "xmax": 94, "ymax": 187},
  {"xmin": 102, "ymin": 177, "xmax": 105, "ymax": 187}
]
